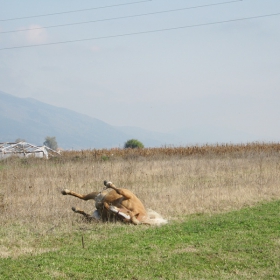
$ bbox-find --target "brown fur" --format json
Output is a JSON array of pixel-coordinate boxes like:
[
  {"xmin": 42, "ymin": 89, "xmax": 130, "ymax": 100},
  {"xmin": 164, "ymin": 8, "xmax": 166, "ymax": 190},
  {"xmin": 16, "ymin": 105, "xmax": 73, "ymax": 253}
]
[{"xmin": 62, "ymin": 180, "xmax": 147, "ymax": 225}]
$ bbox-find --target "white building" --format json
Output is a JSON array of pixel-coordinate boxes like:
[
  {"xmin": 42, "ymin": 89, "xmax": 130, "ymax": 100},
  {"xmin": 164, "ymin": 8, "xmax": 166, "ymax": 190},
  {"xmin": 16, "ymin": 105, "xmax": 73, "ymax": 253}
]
[{"xmin": 0, "ymin": 142, "xmax": 60, "ymax": 159}]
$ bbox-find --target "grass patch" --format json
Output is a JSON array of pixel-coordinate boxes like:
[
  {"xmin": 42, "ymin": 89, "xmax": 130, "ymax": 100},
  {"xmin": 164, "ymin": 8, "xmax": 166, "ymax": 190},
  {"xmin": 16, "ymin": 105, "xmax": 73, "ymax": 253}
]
[{"xmin": 1, "ymin": 200, "xmax": 279, "ymax": 279}]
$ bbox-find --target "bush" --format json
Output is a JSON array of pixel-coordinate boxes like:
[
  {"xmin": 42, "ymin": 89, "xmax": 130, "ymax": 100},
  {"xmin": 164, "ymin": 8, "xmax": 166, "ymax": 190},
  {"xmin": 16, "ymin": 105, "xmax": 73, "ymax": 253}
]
[
  {"xmin": 43, "ymin": 136, "xmax": 58, "ymax": 150},
  {"xmin": 124, "ymin": 139, "xmax": 144, "ymax": 149}
]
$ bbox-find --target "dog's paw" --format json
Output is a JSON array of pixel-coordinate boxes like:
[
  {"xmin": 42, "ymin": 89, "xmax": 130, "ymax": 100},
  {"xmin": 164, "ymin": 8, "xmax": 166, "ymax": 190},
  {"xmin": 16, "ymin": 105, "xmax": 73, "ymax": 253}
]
[
  {"xmin": 61, "ymin": 189, "xmax": 70, "ymax": 195},
  {"xmin": 109, "ymin": 205, "xmax": 118, "ymax": 213},
  {"xmin": 104, "ymin": 181, "xmax": 113, "ymax": 188}
]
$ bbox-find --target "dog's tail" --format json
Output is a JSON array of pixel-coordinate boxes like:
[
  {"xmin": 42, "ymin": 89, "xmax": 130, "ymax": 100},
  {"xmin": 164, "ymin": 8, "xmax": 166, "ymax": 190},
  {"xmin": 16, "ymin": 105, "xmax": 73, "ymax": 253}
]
[{"xmin": 144, "ymin": 209, "xmax": 168, "ymax": 226}]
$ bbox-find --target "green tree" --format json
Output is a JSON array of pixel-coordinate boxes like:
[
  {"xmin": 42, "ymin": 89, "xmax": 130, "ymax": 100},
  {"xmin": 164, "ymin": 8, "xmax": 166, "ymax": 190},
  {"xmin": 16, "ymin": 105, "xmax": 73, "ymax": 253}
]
[
  {"xmin": 15, "ymin": 138, "xmax": 26, "ymax": 143},
  {"xmin": 44, "ymin": 136, "xmax": 58, "ymax": 150},
  {"xmin": 124, "ymin": 139, "xmax": 144, "ymax": 149}
]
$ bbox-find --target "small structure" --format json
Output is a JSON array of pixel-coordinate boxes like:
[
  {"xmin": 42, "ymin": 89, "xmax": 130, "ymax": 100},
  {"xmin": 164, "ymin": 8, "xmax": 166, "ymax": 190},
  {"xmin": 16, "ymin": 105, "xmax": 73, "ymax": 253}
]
[{"xmin": 0, "ymin": 142, "xmax": 60, "ymax": 159}]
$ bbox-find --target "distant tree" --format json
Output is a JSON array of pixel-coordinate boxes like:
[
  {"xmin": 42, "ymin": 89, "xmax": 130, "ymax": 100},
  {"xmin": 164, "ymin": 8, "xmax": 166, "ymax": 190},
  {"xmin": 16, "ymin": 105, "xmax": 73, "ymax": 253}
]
[
  {"xmin": 44, "ymin": 136, "xmax": 58, "ymax": 150},
  {"xmin": 15, "ymin": 138, "xmax": 26, "ymax": 143},
  {"xmin": 124, "ymin": 139, "xmax": 144, "ymax": 149}
]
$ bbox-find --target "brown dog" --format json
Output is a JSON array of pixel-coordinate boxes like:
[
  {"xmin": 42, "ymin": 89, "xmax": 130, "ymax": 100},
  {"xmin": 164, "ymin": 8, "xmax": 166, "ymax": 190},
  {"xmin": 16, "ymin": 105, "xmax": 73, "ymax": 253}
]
[{"xmin": 62, "ymin": 180, "xmax": 147, "ymax": 225}]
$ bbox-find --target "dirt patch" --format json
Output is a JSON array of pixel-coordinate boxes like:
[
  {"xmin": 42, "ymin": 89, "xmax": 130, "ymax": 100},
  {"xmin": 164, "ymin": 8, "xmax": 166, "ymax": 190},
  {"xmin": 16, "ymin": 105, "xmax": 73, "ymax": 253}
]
[
  {"xmin": 0, "ymin": 246, "xmax": 58, "ymax": 259},
  {"xmin": 174, "ymin": 246, "xmax": 198, "ymax": 253}
]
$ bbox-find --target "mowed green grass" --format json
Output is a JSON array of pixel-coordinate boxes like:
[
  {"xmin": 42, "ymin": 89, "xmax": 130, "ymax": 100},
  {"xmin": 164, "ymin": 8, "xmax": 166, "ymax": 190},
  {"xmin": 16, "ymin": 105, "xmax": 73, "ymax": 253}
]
[{"xmin": 1, "ymin": 200, "xmax": 279, "ymax": 280}]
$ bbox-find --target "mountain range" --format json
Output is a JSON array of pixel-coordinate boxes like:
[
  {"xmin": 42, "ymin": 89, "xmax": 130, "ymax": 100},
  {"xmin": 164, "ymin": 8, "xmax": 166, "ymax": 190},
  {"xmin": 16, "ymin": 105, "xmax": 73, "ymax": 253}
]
[
  {"xmin": 0, "ymin": 91, "xmax": 258, "ymax": 149},
  {"xmin": 0, "ymin": 91, "xmax": 173, "ymax": 149}
]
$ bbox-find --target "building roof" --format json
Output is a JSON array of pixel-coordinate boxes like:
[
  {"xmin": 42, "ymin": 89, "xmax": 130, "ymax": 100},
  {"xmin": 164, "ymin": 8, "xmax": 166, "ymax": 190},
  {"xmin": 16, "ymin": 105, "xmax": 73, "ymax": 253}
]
[{"xmin": 0, "ymin": 142, "xmax": 60, "ymax": 159}]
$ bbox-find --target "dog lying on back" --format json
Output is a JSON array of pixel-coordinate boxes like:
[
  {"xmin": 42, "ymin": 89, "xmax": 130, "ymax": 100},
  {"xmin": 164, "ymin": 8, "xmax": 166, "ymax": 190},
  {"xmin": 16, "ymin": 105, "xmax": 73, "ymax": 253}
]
[{"xmin": 62, "ymin": 180, "xmax": 149, "ymax": 225}]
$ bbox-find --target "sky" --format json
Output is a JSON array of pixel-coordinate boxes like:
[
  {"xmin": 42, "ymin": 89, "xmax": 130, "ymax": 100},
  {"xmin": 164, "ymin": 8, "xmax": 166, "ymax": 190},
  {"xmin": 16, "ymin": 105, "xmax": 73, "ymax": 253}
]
[{"xmin": 0, "ymin": 0, "xmax": 280, "ymax": 143}]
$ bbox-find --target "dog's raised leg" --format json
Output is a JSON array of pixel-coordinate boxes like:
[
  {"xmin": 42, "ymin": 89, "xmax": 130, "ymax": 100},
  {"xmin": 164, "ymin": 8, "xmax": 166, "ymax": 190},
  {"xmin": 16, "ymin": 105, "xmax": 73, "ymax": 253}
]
[
  {"xmin": 61, "ymin": 189, "xmax": 99, "ymax": 200},
  {"xmin": 71, "ymin": 207, "xmax": 90, "ymax": 217},
  {"xmin": 103, "ymin": 181, "xmax": 132, "ymax": 199},
  {"xmin": 103, "ymin": 181, "xmax": 142, "ymax": 225},
  {"xmin": 103, "ymin": 201, "xmax": 131, "ymax": 221}
]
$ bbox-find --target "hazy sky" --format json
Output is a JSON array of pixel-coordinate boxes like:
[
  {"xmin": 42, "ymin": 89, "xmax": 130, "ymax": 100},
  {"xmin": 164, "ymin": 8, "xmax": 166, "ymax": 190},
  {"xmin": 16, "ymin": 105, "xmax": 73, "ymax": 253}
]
[{"xmin": 1, "ymin": 0, "xmax": 280, "ymax": 142}]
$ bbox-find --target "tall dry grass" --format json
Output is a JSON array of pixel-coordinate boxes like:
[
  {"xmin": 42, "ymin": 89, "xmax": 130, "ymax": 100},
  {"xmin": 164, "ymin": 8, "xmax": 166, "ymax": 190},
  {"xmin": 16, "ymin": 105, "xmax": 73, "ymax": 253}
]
[{"xmin": 1, "ymin": 143, "xmax": 280, "ymax": 257}]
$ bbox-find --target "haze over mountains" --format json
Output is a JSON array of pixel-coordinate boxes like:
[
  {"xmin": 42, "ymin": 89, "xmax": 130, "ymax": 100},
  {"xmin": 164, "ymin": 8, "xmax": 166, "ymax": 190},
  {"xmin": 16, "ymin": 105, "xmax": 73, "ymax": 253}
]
[
  {"xmin": 0, "ymin": 91, "xmax": 171, "ymax": 149},
  {"xmin": 0, "ymin": 91, "xmax": 258, "ymax": 149}
]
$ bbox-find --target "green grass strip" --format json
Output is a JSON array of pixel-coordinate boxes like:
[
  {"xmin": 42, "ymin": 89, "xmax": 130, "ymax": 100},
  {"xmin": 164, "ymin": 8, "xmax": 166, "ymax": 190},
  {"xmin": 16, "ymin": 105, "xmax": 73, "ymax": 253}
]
[{"xmin": 1, "ymin": 200, "xmax": 279, "ymax": 279}]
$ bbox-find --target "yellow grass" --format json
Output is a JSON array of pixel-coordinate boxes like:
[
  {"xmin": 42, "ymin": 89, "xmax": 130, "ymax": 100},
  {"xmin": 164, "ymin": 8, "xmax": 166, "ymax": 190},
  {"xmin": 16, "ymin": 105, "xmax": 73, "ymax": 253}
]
[{"xmin": 1, "ymin": 143, "xmax": 280, "ymax": 257}]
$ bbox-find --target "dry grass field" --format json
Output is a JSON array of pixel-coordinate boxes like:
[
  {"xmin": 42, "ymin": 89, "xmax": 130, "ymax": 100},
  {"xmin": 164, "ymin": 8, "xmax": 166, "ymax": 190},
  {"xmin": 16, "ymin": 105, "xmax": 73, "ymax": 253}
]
[{"xmin": 1, "ymin": 142, "xmax": 280, "ymax": 259}]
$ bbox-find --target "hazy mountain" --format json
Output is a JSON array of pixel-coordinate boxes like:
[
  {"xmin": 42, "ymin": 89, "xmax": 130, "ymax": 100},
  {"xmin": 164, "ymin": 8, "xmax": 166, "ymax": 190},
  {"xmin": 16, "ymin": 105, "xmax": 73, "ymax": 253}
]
[
  {"xmin": 0, "ymin": 91, "xmax": 130, "ymax": 149},
  {"xmin": 0, "ymin": 91, "xmax": 260, "ymax": 149},
  {"xmin": 0, "ymin": 91, "xmax": 177, "ymax": 149},
  {"xmin": 116, "ymin": 126, "xmax": 175, "ymax": 147},
  {"xmin": 169, "ymin": 125, "xmax": 258, "ymax": 146},
  {"xmin": 118, "ymin": 125, "xmax": 258, "ymax": 147}
]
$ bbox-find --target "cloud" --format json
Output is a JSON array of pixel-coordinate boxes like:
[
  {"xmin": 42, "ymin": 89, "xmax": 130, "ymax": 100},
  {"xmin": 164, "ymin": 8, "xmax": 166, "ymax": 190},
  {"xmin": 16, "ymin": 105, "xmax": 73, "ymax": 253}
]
[
  {"xmin": 12, "ymin": 25, "xmax": 48, "ymax": 45},
  {"xmin": 90, "ymin": 45, "xmax": 101, "ymax": 53}
]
